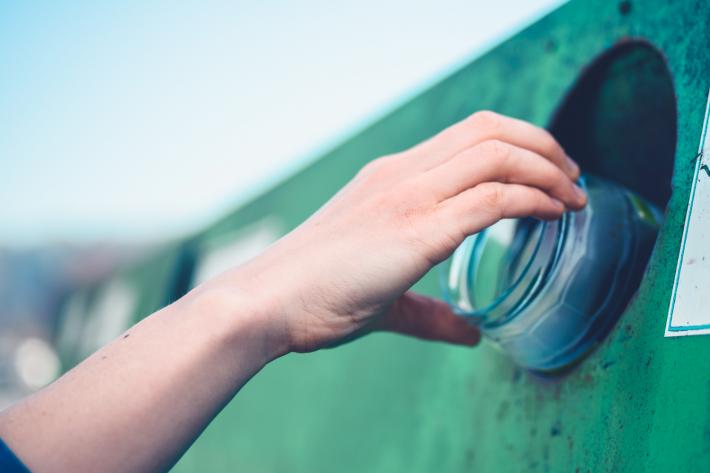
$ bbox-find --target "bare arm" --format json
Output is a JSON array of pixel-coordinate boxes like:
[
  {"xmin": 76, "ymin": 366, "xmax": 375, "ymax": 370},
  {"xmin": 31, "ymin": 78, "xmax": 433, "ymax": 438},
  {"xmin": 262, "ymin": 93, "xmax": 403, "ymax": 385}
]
[{"xmin": 0, "ymin": 111, "xmax": 585, "ymax": 473}]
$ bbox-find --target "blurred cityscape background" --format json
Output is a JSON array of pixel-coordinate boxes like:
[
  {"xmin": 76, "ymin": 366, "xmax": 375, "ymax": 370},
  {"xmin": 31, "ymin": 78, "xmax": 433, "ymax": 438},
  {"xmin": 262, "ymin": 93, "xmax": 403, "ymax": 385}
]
[{"xmin": 0, "ymin": 0, "xmax": 563, "ymax": 406}]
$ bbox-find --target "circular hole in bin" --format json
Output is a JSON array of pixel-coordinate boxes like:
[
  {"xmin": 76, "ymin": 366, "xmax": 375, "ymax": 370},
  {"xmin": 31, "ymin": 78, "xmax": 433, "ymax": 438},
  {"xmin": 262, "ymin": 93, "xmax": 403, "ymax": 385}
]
[
  {"xmin": 442, "ymin": 41, "xmax": 677, "ymax": 372},
  {"xmin": 549, "ymin": 40, "xmax": 677, "ymax": 210}
]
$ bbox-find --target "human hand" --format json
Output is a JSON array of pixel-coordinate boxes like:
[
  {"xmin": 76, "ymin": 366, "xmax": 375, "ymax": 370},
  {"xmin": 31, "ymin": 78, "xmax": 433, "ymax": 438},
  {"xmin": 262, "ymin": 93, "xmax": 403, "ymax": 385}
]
[{"xmin": 207, "ymin": 111, "xmax": 586, "ymax": 354}]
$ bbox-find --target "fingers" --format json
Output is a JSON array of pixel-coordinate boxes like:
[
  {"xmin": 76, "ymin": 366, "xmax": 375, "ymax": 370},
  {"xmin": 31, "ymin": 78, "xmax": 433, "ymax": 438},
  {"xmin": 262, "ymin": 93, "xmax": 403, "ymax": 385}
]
[
  {"xmin": 420, "ymin": 140, "xmax": 586, "ymax": 210},
  {"xmin": 376, "ymin": 292, "xmax": 481, "ymax": 346},
  {"xmin": 411, "ymin": 111, "xmax": 578, "ymax": 180},
  {"xmin": 439, "ymin": 182, "xmax": 566, "ymax": 237}
]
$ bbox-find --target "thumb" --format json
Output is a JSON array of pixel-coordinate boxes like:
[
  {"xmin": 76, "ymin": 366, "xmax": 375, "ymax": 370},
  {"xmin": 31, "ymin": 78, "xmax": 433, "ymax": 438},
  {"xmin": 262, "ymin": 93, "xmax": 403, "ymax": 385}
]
[{"xmin": 376, "ymin": 292, "xmax": 481, "ymax": 346}]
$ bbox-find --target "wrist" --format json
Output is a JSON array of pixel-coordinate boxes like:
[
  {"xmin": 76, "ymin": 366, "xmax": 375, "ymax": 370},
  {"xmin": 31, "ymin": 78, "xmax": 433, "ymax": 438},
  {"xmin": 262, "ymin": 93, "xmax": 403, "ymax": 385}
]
[{"xmin": 180, "ymin": 275, "xmax": 291, "ymax": 365}]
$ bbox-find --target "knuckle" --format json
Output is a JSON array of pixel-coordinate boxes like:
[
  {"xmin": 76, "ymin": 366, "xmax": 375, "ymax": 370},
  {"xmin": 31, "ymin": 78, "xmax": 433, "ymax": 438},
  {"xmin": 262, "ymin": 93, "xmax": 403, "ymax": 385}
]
[
  {"xmin": 357, "ymin": 155, "xmax": 391, "ymax": 178},
  {"xmin": 399, "ymin": 208, "xmax": 456, "ymax": 267},
  {"xmin": 540, "ymin": 130, "xmax": 564, "ymax": 159},
  {"xmin": 357, "ymin": 161, "xmax": 377, "ymax": 178},
  {"xmin": 476, "ymin": 182, "xmax": 506, "ymax": 212},
  {"xmin": 469, "ymin": 110, "xmax": 503, "ymax": 134},
  {"xmin": 540, "ymin": 128, "xmax": 559, "ymax": 149},
  {"xmin": 396, "ymin": 206, "xmax": 439, "ymax": 253},
  {"xmin": 478, "ymin": 139, "xmax": 511, "ymax": 163}
]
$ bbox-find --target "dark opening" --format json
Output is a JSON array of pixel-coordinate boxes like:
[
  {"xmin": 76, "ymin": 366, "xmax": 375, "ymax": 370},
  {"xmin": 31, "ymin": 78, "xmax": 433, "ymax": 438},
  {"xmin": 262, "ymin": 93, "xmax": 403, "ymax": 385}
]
[{"xmin": 549, "ymin": 40, "xmax": 677, "ymax": 209}]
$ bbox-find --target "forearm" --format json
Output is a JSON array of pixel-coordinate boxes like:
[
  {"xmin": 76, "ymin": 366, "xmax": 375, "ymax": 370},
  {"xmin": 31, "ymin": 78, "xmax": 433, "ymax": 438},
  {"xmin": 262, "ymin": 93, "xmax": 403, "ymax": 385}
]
[{"xmin": 0, "ymin": 283, "xmax": 286, "ymax": 473}]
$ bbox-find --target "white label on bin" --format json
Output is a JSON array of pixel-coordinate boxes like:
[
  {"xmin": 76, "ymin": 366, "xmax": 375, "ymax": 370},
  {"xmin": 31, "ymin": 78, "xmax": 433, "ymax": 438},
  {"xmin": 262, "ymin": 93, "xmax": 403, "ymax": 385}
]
[{"xmin": 667, "ymin": 90, "xmax": 710, "ymax": 337}]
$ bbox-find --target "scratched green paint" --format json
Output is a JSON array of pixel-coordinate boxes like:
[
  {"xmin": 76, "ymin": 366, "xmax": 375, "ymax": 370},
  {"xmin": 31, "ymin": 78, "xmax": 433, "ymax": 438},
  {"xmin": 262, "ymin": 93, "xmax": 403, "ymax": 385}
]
[{"xmin": 71, "ymin": 0, "xmax": 710, "ymax": 471}]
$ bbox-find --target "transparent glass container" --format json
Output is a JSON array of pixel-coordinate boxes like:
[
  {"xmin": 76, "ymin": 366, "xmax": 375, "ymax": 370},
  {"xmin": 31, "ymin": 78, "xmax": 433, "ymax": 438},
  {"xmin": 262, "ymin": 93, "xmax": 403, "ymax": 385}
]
[{"xmin": 440, "ymin": 175, "xmax": 663, "ymax": 372}]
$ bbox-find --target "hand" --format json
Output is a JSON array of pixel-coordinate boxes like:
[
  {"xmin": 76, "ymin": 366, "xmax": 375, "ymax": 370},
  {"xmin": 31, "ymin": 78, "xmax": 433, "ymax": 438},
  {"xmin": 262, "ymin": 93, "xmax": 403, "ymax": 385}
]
[{"xmin": 207, "ymin": 111, "xmax": 586, "ymax": 354}]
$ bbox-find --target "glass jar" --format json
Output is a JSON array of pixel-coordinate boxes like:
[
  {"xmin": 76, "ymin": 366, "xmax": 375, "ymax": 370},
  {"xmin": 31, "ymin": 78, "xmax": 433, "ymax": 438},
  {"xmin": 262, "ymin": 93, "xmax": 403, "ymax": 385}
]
[{"xmin": 440, "ymin": 175, "xmax": 662, "ymax": 372}]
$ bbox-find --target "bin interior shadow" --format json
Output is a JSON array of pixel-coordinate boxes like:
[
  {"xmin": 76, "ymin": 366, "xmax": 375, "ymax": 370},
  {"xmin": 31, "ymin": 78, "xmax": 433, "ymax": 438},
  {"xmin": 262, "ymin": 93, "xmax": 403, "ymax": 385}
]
[{"xmin": 549, "ymin": 40, "xmax": 677, "ymax": 210}]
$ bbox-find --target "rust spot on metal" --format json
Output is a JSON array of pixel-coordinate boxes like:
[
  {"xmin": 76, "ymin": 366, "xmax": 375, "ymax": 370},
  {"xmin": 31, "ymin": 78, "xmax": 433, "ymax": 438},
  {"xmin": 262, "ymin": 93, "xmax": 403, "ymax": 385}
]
[
  {"xmin": 580, "ymin": 372, "xmax": 595, "ymax": 387},
  {"xmin": 645, "ymin": 354, "xmax": 654, "ymax": 368},
  {"xmin": 545, "ymin": 39, "xmax": 558, "ymax": 53},
  {"xmin": 496, "ymin": 400, "xmax": 511, "ymax": 421},
  {"xmin": 618, "ymin": 1, "xmax": 632, "ymax": 15}
]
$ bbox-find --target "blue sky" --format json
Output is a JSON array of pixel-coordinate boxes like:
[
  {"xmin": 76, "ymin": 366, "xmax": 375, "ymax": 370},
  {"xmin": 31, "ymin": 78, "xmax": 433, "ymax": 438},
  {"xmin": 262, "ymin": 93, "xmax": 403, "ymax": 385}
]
[{"xmin": 0, "ymin": 0, "xmax": 564, "ymax": 247}]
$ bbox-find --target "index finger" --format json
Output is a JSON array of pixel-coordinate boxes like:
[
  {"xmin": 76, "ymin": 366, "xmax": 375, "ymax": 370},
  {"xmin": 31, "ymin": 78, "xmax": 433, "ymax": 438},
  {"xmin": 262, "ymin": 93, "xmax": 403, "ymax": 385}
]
[{"xmin": 413, "ymin": 111, "xmax": 580, "ymax": 180}]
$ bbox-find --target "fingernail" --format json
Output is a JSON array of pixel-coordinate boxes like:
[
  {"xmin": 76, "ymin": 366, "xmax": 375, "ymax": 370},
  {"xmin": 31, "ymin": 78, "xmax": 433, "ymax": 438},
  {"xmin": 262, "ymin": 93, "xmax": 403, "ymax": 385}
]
[{"xmin": 566, "ymin": 155, "xmax": 580, "ymax": 175}]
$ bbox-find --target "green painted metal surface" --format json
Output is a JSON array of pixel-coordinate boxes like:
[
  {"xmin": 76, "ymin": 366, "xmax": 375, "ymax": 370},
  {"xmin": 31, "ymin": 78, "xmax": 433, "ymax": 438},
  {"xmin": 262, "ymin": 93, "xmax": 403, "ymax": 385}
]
[{"xmin": 58, "ymin": 0, "xmax": 710, "ymax": 471}]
